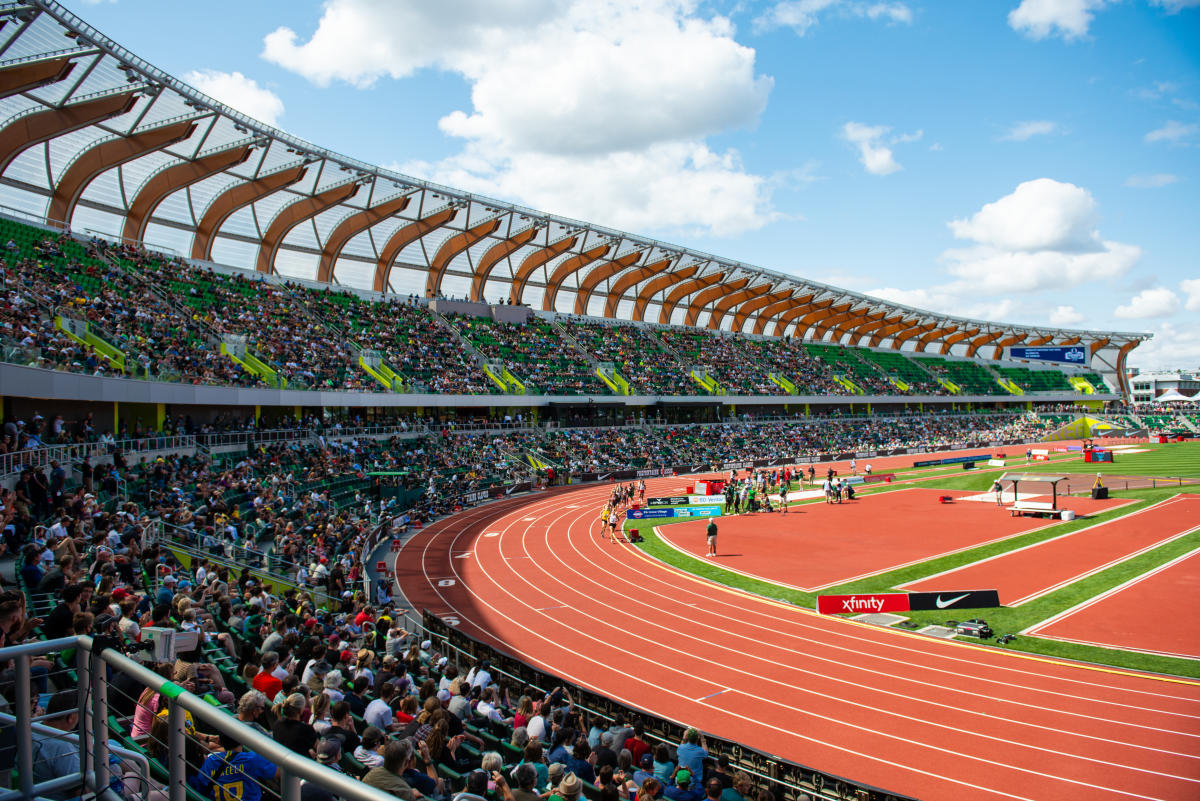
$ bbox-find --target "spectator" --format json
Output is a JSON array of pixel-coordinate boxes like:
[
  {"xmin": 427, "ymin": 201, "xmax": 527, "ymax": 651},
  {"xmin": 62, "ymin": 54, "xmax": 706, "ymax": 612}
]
[
  {"xmin": 665, "ymin": 770, "xmax": 702, "ymax": 801},
  {"xmin": 273, "ymin": 693, "xmax": 318, "ymax": 758},
  {"xmin": 363, "ymin": 739, "xmax": 421, "ymax": 799},
  {"xmin": 675, "ymin": 728, "xmax": 709, "ymax": 779},
  {"xmin": 195, "ymin": 730, "xmax": 280, "ymax": 801}
]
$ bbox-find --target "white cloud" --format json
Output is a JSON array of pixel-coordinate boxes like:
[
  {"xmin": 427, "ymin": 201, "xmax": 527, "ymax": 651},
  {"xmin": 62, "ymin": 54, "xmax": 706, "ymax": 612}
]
[
  {"xmin": 865, "ymin": 285, "xmax": 1014, "ymax": 321},
  {"xmin": 1124, "ymin": 173, "xmax": 1179, "ymax": 188},
  {"xmin": 862, "ymin": 3, "xmax": 914, "ymax": 23},
  {"xmin": 401, "ymin": 140, "xmax": 780, "ymax": 237},
  {"xmin": 1126, "ymin": 321, "xmax": 1200, "ymax": 372},
  {"xmin": 183, "ymin": 69, "xmax": 284, "ymax": 126},
  {"xmin": 1008, "ymin": 0, "xmax": 1106, "ymax": 41},
  {"xmin": 1049, "ymin": 305, "xmax": 1084, "ymax": 325},
  {"xmin": 753, "ymin": 0, "xmax": 913, "ymax": 35},
  {"xmin": 1001, "ymin": 120, "xmax": 1060, "ymax": 141},
  {"xmin": 262, "ymin": 0, "xmax": 778, "ymax": 236},
  {"xmin": 1182, "ymin": 278, "xmax": 1200, "ymax": 312},
  {"xmin": 1114, "ymin": 287, "xmax": 1180, "ymax": 319},
  {"xmin": 1145, "ymin": 120, "xmax": 1199, "ymax": 143},
  {"xmin": 1149, "ymin": 0, "xmax": 1200, "ymax": 12},
  {"xmin": 943, "ymin": 178, "xmax": 1140, "ymax": 292},
  {"xmin": 842, "ymin": 122, "xmax": 921, "ymax": 175}
]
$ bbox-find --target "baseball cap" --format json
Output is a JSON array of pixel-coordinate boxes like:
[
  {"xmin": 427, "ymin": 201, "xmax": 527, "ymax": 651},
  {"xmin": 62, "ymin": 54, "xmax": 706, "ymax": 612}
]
[
  {"xmin": 315, "ymin": 739, "xmax": 341, "ymax": 763},
  {"xmin": 436, "ymin": 688, "xmax": 451, "ymax": 703},
  {"xmin": 675, "ymin": 770, "xmax": 692, "ymax": 787}
]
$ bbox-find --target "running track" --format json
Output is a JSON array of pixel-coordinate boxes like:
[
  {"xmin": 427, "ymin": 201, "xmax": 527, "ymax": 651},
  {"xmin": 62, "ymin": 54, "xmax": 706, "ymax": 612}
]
[{"xmin": 395, "ymin": 478, "xmax": 1200, "ymax": 801}]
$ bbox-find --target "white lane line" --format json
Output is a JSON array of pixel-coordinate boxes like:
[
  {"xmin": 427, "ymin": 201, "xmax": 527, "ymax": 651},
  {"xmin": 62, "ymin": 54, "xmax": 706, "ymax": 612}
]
[
  {"xmin": 1024, "ymin": 546, "xmax": 1200, "ymax": 640},
  {"xmin": 430, "ymin": 491, "xmax": 1191, "ymax": 801}
]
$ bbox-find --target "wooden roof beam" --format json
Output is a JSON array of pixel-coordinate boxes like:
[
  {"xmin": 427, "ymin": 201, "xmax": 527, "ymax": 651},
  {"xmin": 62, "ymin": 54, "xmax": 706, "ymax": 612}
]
[{"xmin": 315, "ymin": 193, "xmax": 412, "ymax": 283}]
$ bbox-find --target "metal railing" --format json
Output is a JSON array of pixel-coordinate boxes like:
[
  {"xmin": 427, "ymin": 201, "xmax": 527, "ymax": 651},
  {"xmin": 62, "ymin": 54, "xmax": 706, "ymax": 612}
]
[
  {"xmin": 0, "ymin": 434, "xmax": 197, "ymax": 477},
  {"xmin": 0, "ymin": 635, "xmax": 399, "ymax": 801}
]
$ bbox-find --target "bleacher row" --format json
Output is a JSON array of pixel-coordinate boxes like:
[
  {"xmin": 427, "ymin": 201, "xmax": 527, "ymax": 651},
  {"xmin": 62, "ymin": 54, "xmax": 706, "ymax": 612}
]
[{"xmin": 0, "ymin": 217, "xmax": 1109, "ymax": 399}]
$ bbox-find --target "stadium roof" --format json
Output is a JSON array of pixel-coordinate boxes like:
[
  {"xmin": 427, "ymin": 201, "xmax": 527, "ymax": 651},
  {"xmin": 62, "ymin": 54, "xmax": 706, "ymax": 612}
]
[{"xmin": 0, "ymin": 0, "xmax": 1148, "ymax": 375}]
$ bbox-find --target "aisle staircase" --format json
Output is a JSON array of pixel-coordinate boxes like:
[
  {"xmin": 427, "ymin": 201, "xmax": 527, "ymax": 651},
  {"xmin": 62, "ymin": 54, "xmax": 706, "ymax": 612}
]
[
  {"xmin": 768, "ymin": 373, "xmax": 799, "ymax": 395},
  {"xmin": 432, "ymin": 311, "xmax": 519, "ymax": 393},
  {"xmin": 550, "ymin": 319, "xmax": 631, "ymax": 395},
  {"xmin": 54, "ymin": 315, "xmax": 127, "ymax": 373}
]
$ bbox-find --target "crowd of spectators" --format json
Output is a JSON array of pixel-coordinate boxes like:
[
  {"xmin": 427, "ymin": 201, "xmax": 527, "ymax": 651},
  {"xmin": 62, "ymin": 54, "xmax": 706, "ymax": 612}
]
[
  {"xmin": 1, "ymin": 235, "xmax": 252, "ymax": 385},
  {"xmin": 568, "ymin": 321, "xmax": 693, "ymax": 395},
  {"xmin": 0, "ymin": 223, "xmax": 1112, "ymax": 408},
  {"xmin": 652, "ymin": 330, "xmax": 780, "ymax": 395},
  {"xmin": 456, "ymin": 316, "xmax": 604, "ymax": 396},
  {"xmin": 0, "ymin": 406, "xmax": 1080, "ymax": 801},
  {"xmin": 301, "ymin": 292, "xmax": 491, "ymax": 394}
]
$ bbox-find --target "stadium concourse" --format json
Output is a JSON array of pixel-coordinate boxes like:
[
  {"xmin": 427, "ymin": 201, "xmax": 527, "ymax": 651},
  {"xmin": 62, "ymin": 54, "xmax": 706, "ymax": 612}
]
[{"xmin": 0, "ymin": 3, "xmax": 1188, "ymax": 801}]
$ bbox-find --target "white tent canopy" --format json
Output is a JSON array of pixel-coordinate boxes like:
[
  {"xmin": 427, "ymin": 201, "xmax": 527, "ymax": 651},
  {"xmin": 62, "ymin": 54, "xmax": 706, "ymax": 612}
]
[{"xmin": 1153, "ymin": 389, "xmax": 1195, "ymax": 403}]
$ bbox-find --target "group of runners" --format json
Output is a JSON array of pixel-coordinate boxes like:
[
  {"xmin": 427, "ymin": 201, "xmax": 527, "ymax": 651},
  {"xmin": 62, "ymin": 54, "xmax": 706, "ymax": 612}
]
[{"xmin": 597, "ymin": 479, "xmax": 646, "ymax": 542}]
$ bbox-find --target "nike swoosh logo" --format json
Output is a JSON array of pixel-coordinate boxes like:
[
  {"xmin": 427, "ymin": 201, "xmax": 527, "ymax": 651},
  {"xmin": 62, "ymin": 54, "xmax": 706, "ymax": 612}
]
[{"xmin": 936, "ymin": 593, "xmax": 970, "ymax": 609}]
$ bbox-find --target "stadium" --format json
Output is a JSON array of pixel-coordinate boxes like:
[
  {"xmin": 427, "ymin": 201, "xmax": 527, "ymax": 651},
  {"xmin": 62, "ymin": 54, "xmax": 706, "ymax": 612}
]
[{"xmin": 1, "ymin": 3, "xmax": 1198, "ymax": 801}]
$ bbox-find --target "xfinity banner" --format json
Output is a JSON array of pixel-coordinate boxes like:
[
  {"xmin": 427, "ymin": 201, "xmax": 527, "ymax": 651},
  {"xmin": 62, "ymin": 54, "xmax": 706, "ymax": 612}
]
[
  {"xmin": 818, "ymin": 590, "xmax": 1001, "ymax": 615},
  {"xmin": 1008, "ymin": 345, "xmax": 1087, "ymax": 365}
]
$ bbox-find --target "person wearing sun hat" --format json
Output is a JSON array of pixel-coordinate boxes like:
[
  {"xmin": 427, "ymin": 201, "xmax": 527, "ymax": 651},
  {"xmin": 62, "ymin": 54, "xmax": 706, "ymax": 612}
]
[{"xmin": 550, "ymin": 771, "xmax": 583, "ymax": 801}]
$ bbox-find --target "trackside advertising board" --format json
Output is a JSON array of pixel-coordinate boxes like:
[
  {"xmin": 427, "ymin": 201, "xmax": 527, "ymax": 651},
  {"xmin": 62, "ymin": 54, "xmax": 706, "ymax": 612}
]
[
  {"xmin": 1007, "ymin": 345, "xmax": 1087, "ymax": 365},
  {"xmin": 817, "ymin": 590, "xmax": 1001, "ymax": 615},
  {"xmin": 628, "ymin": 506, "xmax": 724, "ymax": 520},
  {"xmin": 646, "ymin": 496, "xmax": 720, "ymax": 506}
]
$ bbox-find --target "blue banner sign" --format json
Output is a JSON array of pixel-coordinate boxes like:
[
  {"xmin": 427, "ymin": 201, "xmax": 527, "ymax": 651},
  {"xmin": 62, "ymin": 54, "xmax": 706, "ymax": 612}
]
[
  {"xmin": 628, "ymin": 506, "xmax": 723, "ymax": 520},
  {"xmin": 1008, "ymin": 346, "xmax": 1087, "ymax": 365}
]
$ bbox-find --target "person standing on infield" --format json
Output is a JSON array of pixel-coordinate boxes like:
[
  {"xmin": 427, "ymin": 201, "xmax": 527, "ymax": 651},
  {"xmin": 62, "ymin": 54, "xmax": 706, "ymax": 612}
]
[{"xmin": 706, "ymin": 519, "xmax": 718, "ymax": 557}]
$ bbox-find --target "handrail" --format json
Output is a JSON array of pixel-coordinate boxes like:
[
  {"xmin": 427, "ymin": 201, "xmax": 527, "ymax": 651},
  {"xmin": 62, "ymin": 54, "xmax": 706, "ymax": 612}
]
[
  {"xmin": 0, "ymin": 434, "xmax": 197, "ymax": 477},
  {"xmin": 0, "ymin": 636, "xmax": 402, "ymax": 801}
]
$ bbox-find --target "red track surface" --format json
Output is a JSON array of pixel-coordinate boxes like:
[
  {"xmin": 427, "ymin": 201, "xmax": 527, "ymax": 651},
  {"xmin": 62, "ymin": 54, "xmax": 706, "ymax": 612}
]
[
  {"xmin": 396, "ymin": 478, "xmax": 1200, "ymax": 801},
  {"xmin": 903, "ymin": 494, "xmax": 1200, "ymax": 605},
  {"xmin": 1029, "ymin": 546, "xmax": 1200, "ymax": 660},
  {"xmin": 656, "ymin": 488, "xmax": 1120, "ymax": 591}
]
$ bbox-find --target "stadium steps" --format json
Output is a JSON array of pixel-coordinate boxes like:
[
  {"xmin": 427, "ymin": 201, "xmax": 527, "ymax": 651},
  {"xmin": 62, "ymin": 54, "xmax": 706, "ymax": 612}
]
[
  {"xmin": 1068, "ymin": 375, "xmax": 1095, "ymax": 395},
  {"xmin": 768, "ymin": 372, "xmax": 799, "ymax": 394},
  {"xmin": 53, "ymin": 314, "xmax": 127, "ymax": 372},
  {"xmin": 219, "ymin": 340, "xmax": 284, "ymax": 388},
  {"xmin": 690, "ymin": 366, "xmax": 721, "ymax": 394}
]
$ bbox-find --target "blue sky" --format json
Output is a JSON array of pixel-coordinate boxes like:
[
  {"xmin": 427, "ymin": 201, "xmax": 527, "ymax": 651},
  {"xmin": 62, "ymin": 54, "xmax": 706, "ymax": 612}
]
[{"xmin": 69, "ymin": 0, "xmax": 1199, "ymax": 370}]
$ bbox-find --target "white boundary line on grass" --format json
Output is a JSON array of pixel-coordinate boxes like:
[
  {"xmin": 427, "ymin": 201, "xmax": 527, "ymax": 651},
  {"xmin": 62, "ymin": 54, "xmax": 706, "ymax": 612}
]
[
  {"xmin": 1009, "ymin": 517, "xmax": 1200, "ymax": 606},
  {"xmin": 654, "ymin": 488, "xmax": 1064, "ymax": 593},
  {"xmin": 896, "ymin": 496, "xmax": 1169, "ymax": 593},
  {"xmin": 1022, "ymin": 545, "xmax": 1200, "ymax": 655}
]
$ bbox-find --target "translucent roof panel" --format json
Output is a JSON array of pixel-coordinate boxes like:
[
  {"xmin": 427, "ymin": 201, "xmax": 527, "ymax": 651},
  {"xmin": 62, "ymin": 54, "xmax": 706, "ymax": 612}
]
[
  {"xmin": 142, "ymin": 222, "xmax": 193, "ymax": 257},
  {"xmin": 208, "ymin": 235, "xmax": 258, "ymax": 271},
  {"xmin": 273, "ymin": 247, "xmax": 317, "ymax": 281}
]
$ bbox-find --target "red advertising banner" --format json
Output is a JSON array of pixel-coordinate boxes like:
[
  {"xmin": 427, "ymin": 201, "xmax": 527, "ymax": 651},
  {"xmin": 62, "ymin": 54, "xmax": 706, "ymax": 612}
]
[
  {"xmin": 817, "ymin": 590, "xmax": 1002, "ymax": 615},
  {"xmin": 817, "ymin": 594, "xmax": 910, "ymax": 615}
]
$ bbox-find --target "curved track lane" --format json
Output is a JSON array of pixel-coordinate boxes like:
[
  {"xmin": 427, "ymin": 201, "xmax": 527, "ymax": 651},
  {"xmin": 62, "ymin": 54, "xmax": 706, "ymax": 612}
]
[{"xmin": 395, "ymin": 478, "xmax": 1200, "ymax": 801}]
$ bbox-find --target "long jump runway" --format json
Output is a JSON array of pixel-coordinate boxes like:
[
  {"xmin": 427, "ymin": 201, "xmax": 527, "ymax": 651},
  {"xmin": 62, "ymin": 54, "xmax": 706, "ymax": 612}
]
[
  {"xmin": 396, "ymin": 477, "xmax": 1200, "ymax": 801},
  {"xmin": 1027, "ymin": 546, "xmax": 1200, "ymax": 661},
  {"xmin": 903, "ymin": 494, "xmax": 1200, "ymax": 605}
]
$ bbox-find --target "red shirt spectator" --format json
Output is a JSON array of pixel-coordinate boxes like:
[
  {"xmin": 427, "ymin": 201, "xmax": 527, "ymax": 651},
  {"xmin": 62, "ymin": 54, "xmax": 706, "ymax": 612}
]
[{"xmin": 252, "ymin": 669, "xmax": 282, "ymax": 700}]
